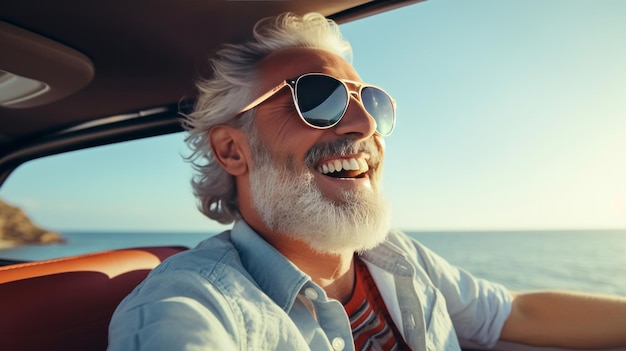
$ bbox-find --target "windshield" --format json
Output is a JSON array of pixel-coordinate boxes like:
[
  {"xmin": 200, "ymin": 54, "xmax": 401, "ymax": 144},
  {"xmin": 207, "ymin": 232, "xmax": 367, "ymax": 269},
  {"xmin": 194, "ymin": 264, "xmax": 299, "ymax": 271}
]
[{"xmin": 1, "ymin": 0, "xmax": 625, "ymax": 295}]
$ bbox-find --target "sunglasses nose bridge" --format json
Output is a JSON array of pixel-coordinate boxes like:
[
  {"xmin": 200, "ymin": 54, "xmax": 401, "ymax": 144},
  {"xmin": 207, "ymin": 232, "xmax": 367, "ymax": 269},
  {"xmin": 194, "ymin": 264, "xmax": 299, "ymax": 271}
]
[
  {"xmin": 347, "ymin": 90, "xmax": 360, "ymax": 106},
  {"xmin": 348, "ymin": 89, "xmax": 373, "ymax": 115}
]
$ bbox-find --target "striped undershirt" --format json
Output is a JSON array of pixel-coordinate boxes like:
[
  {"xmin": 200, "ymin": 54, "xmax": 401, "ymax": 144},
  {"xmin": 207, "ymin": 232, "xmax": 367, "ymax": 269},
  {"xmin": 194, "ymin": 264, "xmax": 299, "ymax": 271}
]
[{"xmin": 343, "ymin": 258, "xmax": 410, "ymax": 351}]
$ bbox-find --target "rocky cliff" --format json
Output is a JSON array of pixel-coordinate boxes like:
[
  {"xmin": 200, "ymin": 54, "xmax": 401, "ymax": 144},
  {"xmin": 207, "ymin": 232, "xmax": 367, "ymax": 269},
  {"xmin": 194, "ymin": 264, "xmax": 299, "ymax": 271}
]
[{"xmin": 0, "ymin": 199, "xmax": 65, "ymax": 248}]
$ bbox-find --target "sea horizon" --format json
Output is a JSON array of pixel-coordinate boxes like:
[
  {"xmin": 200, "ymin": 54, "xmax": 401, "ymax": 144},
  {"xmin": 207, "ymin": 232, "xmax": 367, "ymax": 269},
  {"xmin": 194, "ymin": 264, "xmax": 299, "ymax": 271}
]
[{"xmin": 2, "ymin": 228, "xmax": 625, "ymax": 296}]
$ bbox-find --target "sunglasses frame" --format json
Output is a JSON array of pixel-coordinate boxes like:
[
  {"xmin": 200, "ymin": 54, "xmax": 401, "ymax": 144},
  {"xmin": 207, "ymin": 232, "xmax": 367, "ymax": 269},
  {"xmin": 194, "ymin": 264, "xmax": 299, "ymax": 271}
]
[{"xmin": 238, "ymin": 73, "xmax": 396, "ymax": 136}]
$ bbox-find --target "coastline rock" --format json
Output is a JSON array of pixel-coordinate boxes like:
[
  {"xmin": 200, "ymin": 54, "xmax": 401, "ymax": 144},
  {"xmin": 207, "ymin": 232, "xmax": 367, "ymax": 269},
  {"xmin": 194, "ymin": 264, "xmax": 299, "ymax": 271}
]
[{"xmin": 0, "ymin": 199, "xmax": 65, "ymax": 247}]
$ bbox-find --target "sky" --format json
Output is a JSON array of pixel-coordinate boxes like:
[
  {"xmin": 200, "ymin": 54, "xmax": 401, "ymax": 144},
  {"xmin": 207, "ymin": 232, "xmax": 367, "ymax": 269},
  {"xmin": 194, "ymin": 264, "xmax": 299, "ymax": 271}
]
[{"xmin": 2, "ymin": 0, "xmax": 626, "ymax": 233}]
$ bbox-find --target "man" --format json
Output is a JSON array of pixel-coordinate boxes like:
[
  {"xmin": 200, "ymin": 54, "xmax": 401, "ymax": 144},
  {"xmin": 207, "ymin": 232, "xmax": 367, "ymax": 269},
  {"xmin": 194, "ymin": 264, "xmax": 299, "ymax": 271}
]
[{"xmin": 108, "ymin": 12, "xmax": 626, "ymax": 350}]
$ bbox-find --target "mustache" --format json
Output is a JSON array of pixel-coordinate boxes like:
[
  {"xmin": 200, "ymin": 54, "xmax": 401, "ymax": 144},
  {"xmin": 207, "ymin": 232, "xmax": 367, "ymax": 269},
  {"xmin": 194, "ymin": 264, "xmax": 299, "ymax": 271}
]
[{"xmin": 304, "ymin": 138, "xmax": 381, "ymax": 168}]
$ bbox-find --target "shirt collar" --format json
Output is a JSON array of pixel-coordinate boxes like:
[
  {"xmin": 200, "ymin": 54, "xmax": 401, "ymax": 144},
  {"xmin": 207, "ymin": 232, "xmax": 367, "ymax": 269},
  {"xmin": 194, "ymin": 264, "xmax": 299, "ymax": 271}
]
[
  {"xmin": 361, "ymin": 236, "xmax": 415, "ymax": 277},
  {"xmin": 229, "ymin": 220, "xmax": 311, "ymax": 312}
]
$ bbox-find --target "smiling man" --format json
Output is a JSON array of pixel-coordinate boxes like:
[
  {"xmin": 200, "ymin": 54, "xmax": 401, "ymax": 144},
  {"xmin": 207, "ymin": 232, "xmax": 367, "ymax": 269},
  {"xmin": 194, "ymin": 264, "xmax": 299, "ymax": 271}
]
[{"xmin": 108, "ymin": 13, "xmax": 626, "ymax": 351}]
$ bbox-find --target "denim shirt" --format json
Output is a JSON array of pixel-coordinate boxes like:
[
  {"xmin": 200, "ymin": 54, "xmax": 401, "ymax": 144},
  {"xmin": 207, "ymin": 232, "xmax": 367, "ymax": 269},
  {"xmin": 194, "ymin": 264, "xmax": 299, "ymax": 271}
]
[{"xmin": 108, "ymin": 221, "xmax": 512, "ymax": 351}]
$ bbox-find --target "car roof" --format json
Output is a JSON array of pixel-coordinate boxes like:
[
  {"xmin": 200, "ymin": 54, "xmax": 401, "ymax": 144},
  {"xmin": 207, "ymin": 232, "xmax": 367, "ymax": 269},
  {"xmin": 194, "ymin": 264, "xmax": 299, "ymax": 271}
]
[{"xmin": 0, "ymin": 0, "xmax": 423, "ymax": 184}]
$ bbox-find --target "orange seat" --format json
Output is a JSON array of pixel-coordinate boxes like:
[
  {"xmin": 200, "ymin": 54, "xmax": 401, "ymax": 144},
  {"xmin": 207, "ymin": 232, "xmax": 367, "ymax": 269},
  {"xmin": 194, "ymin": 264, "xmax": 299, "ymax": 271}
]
[{"xmin": 0, "ymin": 246, "xmax": 187, "ymax": 351}]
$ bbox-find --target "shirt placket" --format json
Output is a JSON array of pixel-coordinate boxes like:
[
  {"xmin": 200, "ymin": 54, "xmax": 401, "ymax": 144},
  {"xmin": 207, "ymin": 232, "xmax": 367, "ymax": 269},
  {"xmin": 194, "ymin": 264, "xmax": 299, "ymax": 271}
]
[{"xmin": 299, "ymin": 283, "xmax": 355, "ymax": 351}]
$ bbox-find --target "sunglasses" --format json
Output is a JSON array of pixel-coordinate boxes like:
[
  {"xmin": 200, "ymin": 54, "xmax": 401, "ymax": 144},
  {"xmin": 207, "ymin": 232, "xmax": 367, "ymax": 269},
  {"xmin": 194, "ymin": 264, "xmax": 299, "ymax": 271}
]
[{"xmin": 238, "ymin": 73, "xmax": 396, "ymax": 136}]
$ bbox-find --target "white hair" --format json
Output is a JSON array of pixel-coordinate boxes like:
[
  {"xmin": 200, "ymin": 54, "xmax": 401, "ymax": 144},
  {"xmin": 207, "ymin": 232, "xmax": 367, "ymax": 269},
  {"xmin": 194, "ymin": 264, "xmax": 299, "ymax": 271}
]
[{"xmin": 183, "ymin": 12, "xmax": 353, "ymax": 224}]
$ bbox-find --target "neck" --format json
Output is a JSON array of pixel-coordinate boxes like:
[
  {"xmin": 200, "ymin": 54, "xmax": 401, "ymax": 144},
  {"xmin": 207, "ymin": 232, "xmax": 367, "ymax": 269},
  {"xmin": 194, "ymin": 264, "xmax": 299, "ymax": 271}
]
[{"xmin": 266, "ymin": 233, "xmax": 356, "ymax": 303}]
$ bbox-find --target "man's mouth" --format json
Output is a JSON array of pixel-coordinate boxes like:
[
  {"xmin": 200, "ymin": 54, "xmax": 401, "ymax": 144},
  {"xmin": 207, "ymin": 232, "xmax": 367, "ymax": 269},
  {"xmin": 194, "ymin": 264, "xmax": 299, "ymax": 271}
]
[{"xmin": 316, "ymin": 156, "xmax": 369, "ymax": 179}]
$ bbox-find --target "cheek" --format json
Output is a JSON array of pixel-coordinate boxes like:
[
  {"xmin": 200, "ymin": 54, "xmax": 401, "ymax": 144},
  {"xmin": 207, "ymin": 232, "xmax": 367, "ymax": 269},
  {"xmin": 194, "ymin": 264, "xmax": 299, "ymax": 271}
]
[
  {"xmin": 254, "ymin": 104, "xmax": 332, "ymax": 167},
  {"xmin": 255, "ymin": 105, "xmax": 302, "ymax": 144},
  {"xmin": 257, "ymin": 120, "xmax": 323, "ymax": 158}
]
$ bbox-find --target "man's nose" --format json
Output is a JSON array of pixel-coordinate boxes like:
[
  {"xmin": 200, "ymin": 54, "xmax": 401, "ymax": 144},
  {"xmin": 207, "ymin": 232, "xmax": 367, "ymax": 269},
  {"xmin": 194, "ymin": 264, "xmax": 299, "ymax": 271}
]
[{"xmin": 332, "ymin": 93, "xmax": 377, "ymax": 138}]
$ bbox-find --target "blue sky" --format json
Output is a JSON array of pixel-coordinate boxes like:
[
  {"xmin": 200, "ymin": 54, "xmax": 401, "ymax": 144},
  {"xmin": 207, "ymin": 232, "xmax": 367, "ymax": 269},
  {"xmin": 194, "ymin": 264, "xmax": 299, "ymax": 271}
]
[{"xmin": 2, "ymin": 0, "xmax": 626, "ymax": 233}]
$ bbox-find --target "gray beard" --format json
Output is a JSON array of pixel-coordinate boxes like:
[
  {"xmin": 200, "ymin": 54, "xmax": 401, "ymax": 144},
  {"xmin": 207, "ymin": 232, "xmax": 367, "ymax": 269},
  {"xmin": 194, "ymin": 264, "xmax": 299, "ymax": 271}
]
[{"xmin": 248, "ymin": 135, "xmax": 391, "ymax": 254}]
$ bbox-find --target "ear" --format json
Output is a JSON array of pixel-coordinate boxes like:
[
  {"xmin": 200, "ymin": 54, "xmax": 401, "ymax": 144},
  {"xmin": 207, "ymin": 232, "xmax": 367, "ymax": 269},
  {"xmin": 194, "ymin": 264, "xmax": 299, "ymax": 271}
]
[{"xmin": 209, "ymin": 125, "xmax": 249, "ymax": 176}]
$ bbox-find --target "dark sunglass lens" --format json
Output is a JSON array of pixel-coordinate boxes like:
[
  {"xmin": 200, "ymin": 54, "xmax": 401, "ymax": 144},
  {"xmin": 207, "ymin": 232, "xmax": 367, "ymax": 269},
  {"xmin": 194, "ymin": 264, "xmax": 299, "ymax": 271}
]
[
  {"xmin": 296, "ymin": 75, "xmax": 348, "ymax": 127},
  {"xmin": 361, "ymin": 87, "xmax": 395, "ymax": 135}
]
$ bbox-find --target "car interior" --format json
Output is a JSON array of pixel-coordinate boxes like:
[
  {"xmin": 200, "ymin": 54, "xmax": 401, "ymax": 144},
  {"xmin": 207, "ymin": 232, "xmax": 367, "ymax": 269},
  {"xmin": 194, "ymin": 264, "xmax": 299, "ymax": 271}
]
[
  {"xmin": 0, "ymin": 246, "xmax": 186, "ymax": 350},
  {"xmin": 1, "ymin": 1, "xmax": 430, "ymax": 350},
  {"xmin": 0, "ymin": 1, "xmax": 623, "ymax": 350}
]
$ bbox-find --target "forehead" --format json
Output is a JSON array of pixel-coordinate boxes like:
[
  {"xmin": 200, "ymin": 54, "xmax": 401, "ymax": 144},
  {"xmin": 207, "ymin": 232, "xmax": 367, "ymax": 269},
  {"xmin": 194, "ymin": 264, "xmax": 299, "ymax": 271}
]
[{"xmin": 257, "ymin": 47, "xmax": 360, "ymax": 88}]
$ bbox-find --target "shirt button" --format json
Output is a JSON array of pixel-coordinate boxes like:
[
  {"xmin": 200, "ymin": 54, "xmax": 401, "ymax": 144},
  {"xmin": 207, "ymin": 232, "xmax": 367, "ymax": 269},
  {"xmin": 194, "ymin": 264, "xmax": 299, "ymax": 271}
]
[
  {"xmin": 331, "ymin": 337, "xmax": 345, "ymax": 351},
  {"xmin": 304, "ymin": 287, "xmax": 319, "ymax": 300}
]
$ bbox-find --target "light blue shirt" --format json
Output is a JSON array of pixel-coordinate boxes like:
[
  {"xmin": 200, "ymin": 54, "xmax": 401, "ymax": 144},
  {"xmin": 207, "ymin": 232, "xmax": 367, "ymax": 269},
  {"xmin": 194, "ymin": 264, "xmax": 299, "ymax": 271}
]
[{"xmin": 108, "ymin": 221, "xmax": 512, "ymax": 350}]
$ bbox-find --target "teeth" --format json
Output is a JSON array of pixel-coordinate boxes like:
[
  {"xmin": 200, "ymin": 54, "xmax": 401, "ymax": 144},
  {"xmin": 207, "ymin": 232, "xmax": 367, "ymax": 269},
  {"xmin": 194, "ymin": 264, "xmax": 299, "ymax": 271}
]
[
  {"xmin": 317, "ymin": 157, "xmax": 369, "ymax": 175},
  {"xmin": 342, "ymin": 159, "xmax": 350, "ymax": 170},
  {"xmin": 357, "ymin": 158, "xmax": 367, "ymax": 170},
  {"xmin": 334, "ymin": 160, "xmax": 342, "ymax": 172}
]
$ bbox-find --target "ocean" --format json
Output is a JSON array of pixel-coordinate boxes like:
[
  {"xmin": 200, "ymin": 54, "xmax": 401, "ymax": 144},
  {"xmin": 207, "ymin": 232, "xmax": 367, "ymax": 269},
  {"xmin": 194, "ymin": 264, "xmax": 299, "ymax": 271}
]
[{"xmin": 1, "ymin": 229, "xmax": 625, "ymax": 296}]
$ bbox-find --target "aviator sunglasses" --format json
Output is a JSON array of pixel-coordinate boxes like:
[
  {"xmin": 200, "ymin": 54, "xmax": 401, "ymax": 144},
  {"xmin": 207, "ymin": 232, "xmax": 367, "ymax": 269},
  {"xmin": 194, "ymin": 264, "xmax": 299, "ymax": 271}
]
[{"xmin": 239, "ymin": 73, "xmax": 396, "ymax": 136}]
